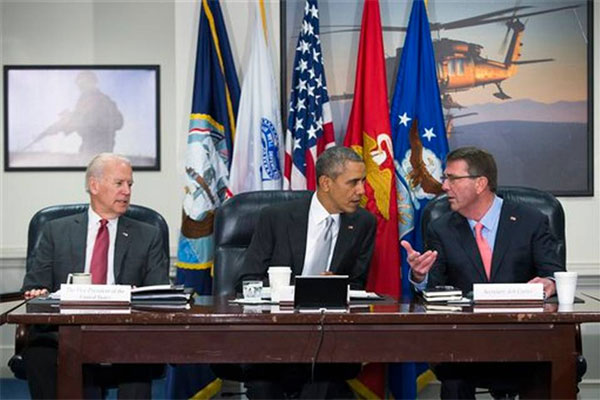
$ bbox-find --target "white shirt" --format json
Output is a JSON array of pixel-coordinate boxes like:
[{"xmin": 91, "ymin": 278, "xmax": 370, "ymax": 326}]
[
  {"xmin": 302, "ymin": 193, "xmax": 340, "ymax": 274},
  {"xmin": 84, "ymin": 208, "xmax": 118, "ymax": 284}
]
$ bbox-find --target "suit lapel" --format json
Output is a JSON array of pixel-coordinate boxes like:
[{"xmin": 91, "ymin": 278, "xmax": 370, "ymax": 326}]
[
  {"xmin": 451, "ymin": 214, "xmax": 488, "ymax": 282},
  {"xmin": 329, "ymin": 213, "xmax": 355, "ymax": 274},
  {"xmin": 114, "ymin": 217, "xmax": 131, "ymax": 283},
  {"xmin": 70, "ymin": 213, "xmax": 88, "ymax": 272},
  {"xmin": 289, "ymin": 199, "xmax": 310, "ymax": 276},
  {"xmin": 490, "ymin": 202, "xmax": 517, "ymax": 281}
]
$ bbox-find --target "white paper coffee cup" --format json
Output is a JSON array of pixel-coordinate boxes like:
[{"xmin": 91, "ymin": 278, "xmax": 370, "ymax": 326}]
[
  {"xmin": 554, "ymin": 271, "xmax": 578, "ymax": 305},
  {"xmin": 268, "ymin": 266, "xmax": 291, "ymax": 299},
  {"xmin": 66, "ymin": 272, "xmax": 92, "ymax": 285}
]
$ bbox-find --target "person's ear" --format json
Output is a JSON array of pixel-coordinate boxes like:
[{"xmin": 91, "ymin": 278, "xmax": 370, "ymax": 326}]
[
  {"xmin": 88, "ymin": 178, "xmax": 99, "ymax": 195},
  {"xmin": 318, "ymin": 174, "xmax": 332, "ymax": 192},
  {"xmin": 475, "ymin": 176, "xmax": 489, "ymax": 194}
]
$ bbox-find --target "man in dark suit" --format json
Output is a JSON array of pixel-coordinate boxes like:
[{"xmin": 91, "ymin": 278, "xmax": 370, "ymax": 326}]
[
  {"xmin": 22, "ymin": 153, "xmax": 169, "ymax": 399},
  {"xmin": 239, "ymin": 147, "xmax": 376, "ymax": 290},
  {"xmin": 402, "ymin": 146, "xmax": 564, "ymax": 399},
  {"xmin": 236, "ymin": 146, "xmax": 376, "ymax": 398}
]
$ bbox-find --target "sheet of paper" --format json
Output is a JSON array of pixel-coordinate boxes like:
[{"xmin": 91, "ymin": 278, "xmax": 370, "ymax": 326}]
[{"xmin": 349, "ymin": 290, "xmax": 382, "ymax": 299}]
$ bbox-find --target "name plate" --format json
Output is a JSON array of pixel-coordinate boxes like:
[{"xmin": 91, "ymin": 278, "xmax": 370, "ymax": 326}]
[
  {"xmin": 60, "ymin": 284, "xmax": 131, "ymax": 304},
  {"xmin": 473, "ymin": 283, "xmax": 544, "ymax": 302}
]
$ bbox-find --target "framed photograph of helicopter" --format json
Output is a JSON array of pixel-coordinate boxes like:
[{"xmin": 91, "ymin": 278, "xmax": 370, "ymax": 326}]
[
  {"xmin": 3, "ymin": 65, "xmax": 160, "ymax": 171},
  {"xmin": 282, "ymin": 0, "xmax": 593, "ymax": 196}
]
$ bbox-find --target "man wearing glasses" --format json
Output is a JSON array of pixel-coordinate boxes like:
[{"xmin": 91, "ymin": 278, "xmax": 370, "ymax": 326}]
[{"xmin": 402, "ymin": 146, "xmax": 563, "ymax": 399}]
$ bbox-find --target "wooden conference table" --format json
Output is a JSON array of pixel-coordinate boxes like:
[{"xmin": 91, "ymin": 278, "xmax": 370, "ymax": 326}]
[{"xmin": 5, "ymin": 295, "xmax": 600, "ymax": 399}]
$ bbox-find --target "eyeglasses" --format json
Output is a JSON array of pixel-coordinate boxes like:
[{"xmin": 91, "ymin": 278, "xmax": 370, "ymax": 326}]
[{"xmin": 440, "ymin": 174, "xmax": 481, "ymax": 184}]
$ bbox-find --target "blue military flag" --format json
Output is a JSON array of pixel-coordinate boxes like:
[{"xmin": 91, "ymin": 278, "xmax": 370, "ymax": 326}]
[
  {"xmin": 166, "ymin": 0, "xmax": 240, "ymax": 398},
  {"xmin": 176, "ymin": 0, "xmax": 240, "ymax": 298},
  {"xmin": 391, "ymin": 0, "xmax": 448, "ymax": 297},
  {"xmin": 389, "ymin": 0, "xmax": 449, "ymax": 398}
]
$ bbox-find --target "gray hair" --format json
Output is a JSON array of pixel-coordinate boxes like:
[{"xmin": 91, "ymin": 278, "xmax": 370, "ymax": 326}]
[
  {"xmin": 85, "ymin": 153, "xmax": 131, "ymax": 192},
  {"xmin": 316, "ymin": 146, "xmax": 363, "ymax": 184}
]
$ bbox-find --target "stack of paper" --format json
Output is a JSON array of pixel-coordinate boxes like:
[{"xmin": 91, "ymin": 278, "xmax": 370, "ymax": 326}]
[
  {"xmin": 131, "ymin": 285, "xmax": 193, "ymax": 306},
  {"xmin": 422, "ymin": 286, "xmax": 463, "ymax": 302},
  {"xmin": 423, "ymin": 303, "xmax": 465, "ymax": 313}
]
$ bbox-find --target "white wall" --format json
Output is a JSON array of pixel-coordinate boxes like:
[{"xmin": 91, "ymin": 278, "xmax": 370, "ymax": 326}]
[{"xmin": 0, "ymin": 0, "xmax": 283, "ymax": 267}]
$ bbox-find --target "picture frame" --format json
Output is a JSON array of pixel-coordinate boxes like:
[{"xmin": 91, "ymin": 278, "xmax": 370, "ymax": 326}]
[
  {"xmin": 281, "ymin": 0, "xmax": 593, "ymax": 196},
  {"xmin": 3, "ymin": 65, "xmax": 160, "ymax": 171}
]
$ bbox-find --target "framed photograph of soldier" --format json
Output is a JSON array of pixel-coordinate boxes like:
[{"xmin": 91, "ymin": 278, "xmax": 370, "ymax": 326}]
[
  {"xmin": 281, "ymin": 0, "xmax": 593, "ymax": 196},
  {"xmin": 3, "ymin": 65, "xmax": 160, "ymax": 171}
]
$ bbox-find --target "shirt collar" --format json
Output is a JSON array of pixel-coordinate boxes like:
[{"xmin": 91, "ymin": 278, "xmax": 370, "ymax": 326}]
[
  {"xmin": 88, "ymin": 207, "xmax": 119, "ymax": 227},
  {"xmin": 309, "ymin": 193, "xmax": 340, "ymax": 227},
  {"xmin": 468, "ymin": 195, "xmax": 503, "ymax": 231}
]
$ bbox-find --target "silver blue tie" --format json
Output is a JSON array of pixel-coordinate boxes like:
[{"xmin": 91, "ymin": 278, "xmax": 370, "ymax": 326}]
[{"xmin": 303, "ymin": 216, "xmax": 334, "ymax": 276}]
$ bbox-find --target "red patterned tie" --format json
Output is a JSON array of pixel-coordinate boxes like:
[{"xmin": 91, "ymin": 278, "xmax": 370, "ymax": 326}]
[
  {"xmin": 90, "ymin": 219, "xmax": 109, "ymax": 284},
  {"xmin": 475, "ymin": 222, "xmax": 492, "ymax": 280}
]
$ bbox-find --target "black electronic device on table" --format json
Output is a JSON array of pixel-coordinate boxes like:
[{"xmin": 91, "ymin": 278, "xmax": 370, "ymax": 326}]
[{"xmin": 294, "ymin": 275, "xmax": 349, "ymax": 311}]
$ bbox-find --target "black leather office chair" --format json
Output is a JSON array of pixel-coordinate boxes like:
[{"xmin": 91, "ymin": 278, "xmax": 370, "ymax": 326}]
[
  {"xmin": 8, "ymin": 203, "xmax": 170, "ymax": 380},
  {"xmin": 421, "ymin": 186, "xmax": 585, "ymax": 397},
  {"xmin": 213, "ymin": 190, "xmax": 312, "ymax": 296},
  {"xmin": 211, "ymin": 190, "xmax": 312, "ymax": 389},
  {"xmin": 212, "ymin": 190, "xmax": 360, "ymax": 396}
]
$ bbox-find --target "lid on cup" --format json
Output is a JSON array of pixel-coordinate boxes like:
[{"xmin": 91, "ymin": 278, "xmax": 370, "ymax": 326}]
[{"xmin": 268, "ymin": 266, "xmax": 291, "ymax": 272}]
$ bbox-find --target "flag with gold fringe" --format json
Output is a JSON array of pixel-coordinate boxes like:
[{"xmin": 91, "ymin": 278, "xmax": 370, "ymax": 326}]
[
  {"xmin": 166, "ymin": 0, "xmax": 240, "ymax": 398},
  {"xmin": 390, "ymin": 0, "xmax": 449, "ymax": 397},
  {"xmin": 229, "ymin": 0, "xmax": 283, "ymax": 194},
  {"xmin": 343, "ymin": 1, "xmax": 401, "ymax": 397}
]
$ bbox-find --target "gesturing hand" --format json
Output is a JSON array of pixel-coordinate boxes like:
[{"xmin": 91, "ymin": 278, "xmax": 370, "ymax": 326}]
[{"xmin": 400, "ymin": 240, "xmax": 438, "ymax": 283}]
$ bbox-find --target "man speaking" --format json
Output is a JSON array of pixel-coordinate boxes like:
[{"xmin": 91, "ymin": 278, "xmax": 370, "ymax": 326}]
[
  {"xmin": 403, "ymin": 146, "xmax": 564, "ymax": 398},
  {"xmin": 235, "ymin": 146, "xmax": 377, "ymax": 398}
]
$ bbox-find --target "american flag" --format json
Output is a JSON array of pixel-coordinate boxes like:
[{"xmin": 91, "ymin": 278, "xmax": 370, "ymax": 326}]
[{"xmin": 284, "ymin": 0, "xmax": 335, "ymax": 191}]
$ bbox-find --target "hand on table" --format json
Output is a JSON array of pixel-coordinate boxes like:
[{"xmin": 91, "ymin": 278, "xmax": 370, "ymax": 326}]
[
  {"xmin": 528, "ymin": 277, "xmax": 556, "ymax": 299},
  {"xmin": 24, "ymin": 288, "xmax": 48, "ymax": 299}
]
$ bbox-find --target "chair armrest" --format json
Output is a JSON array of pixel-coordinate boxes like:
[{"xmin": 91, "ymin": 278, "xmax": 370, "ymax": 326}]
[{"xmin": 0, "ymin": 292, "xmax": 24, "ymax": 302}]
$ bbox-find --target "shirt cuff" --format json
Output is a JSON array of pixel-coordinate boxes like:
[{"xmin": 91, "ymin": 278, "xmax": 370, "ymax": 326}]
[{"xmin": 409, "ymin": 271, "xmax": 428, "ymax": 292}]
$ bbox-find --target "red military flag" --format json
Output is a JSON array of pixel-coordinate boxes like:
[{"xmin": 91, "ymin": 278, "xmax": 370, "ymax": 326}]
[
  {"xmin": 343, "ymin": 0, "xmax": 400, "ymax": 298},
  {"xmin": 343, "ymin": 0, "xmax": 401, "ymax": 397}
]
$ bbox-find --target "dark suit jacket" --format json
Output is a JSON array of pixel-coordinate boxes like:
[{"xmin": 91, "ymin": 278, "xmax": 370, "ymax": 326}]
[
  {"xmin": 238, "ymin": 196, "xmax": 376, "ymax": 291},
  {"xmin": 22, "ymin": 212, "xmax": 169, "ymax": 292},
  {"xmin": 425, "ymin": 199, "xmax": 564, "ymax": 293}
]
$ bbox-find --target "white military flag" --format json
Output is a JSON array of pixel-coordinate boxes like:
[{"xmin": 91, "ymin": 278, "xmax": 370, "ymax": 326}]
[{"xmin": 229, "ymin": 1, "xmax": 283, "ymax": 193}]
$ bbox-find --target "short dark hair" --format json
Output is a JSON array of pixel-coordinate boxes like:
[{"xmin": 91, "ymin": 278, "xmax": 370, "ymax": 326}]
[
  {"xmin": 316, "ymin": 146, "xmax": 363, "ymax": 184},
  {"xmin": 446, "ymin": 147, "xmax": 497, "ymax": 193}
]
